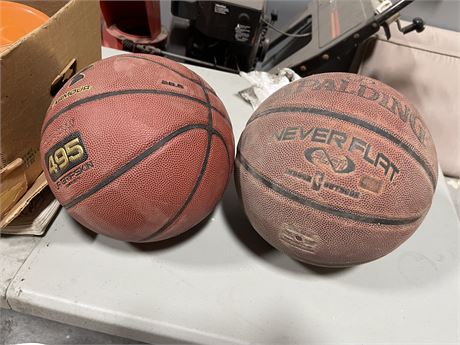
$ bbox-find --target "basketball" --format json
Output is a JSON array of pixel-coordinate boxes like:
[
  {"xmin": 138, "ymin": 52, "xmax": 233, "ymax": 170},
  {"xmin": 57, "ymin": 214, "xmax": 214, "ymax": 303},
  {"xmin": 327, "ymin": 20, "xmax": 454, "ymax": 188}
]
[
  {"xmin": 40, "ymin": 54, "xmax": 234, "ymax": 242},
  {"xmin": 235, "ymin": 72, "xmax": 438, "ymax": 267}
]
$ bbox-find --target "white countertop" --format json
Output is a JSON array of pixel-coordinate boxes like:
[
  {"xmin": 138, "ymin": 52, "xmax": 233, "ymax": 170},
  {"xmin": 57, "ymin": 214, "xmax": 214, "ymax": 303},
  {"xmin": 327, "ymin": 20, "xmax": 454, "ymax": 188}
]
[
  {"xmin": 0, "ymin": 236, "xmax": 41, "ymax": 309},
  {"xmin": 2, "ymin": 48, "xmax": 459, "ymax": 344}
]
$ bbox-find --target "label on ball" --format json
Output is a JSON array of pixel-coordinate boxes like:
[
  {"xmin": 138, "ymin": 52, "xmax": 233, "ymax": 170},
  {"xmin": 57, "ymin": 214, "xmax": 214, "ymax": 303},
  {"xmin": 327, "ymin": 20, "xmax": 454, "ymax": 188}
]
[
  {"xmin": 161, "ymin": 80, "xmax": 184, "ymax": 89},
  {"xmin": 286, "ymin": 169, "xmax": 361, "ymax": 199},
  {"xmin": 304, "ymin": 147, "xmax": 355, "ymax": 174},
  {"xmin": 51, "ymin": 85, "xmax": 92, "ymax": 108},
  {"xmin": 274, "ymin": 125, "xmax": 402, "ymax": 199},
  {"xmin": 45, "ymin": 131, "xmax": 88, "ymax": 182},
  {"xmin": 275, "ymin": 76, "xmax": 428, "ymax": 146},
  {"xmin": 274, "ymin": 126, "xmax": 399, "ymax": 182},
  {"xmin": 279, "ymin": 223, "xmax": 320, "ymax": 254}
]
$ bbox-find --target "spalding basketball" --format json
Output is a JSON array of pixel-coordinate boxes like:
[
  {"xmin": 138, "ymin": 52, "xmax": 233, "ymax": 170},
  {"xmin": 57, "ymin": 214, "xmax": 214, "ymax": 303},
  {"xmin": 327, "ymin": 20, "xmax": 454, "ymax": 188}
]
[
  {"xmin": 235, "ymin": 72, "xmax": 437, "ymax": 267},
  {"xmin": 40, "ymin": 54, "xmax": 234, "ymax": 242}
]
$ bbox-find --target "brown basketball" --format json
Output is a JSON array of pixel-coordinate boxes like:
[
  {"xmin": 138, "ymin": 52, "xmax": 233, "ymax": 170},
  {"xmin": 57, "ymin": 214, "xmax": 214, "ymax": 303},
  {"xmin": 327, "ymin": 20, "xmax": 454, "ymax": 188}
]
[
  {"xmin": 235, "ymin": 72, "xmax": 437, "ymax": 267},
  {"xmin": 40, "ymin": 54, "xmax": 234, "ymax": 242}
]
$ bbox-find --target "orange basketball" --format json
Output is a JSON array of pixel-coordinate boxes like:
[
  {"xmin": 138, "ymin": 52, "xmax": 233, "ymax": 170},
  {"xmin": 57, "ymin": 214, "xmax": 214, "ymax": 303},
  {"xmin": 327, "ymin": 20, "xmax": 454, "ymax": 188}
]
[
  {"xmin": 40, "ymin": 54, "xmax": 234, "ymax": 242},
  {"xmin": 235, "ymin": 72, "xmax": 437, "ymax": 267}
]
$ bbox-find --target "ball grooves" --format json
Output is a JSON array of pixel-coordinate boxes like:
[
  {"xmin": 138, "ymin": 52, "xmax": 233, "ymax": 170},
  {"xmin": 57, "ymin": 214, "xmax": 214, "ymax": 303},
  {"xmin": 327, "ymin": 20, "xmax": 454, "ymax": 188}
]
[
  {"xmin": 64, "ymin": 124, "xmax": 207, "ymax": 209},
  {"xmin": 236, "ymin": 152, "xmax": 422, "ymax": 226},
  {"xmin": 247, "ymin": 106, "xmax": 436, "ymax": 189},
  {"xmin": 142, "ymin": 79, "xmax": 215, "ymax": 241},
  {"xmin": 41, "ymin": 89, "xmax": 228, "ymax": 135}
]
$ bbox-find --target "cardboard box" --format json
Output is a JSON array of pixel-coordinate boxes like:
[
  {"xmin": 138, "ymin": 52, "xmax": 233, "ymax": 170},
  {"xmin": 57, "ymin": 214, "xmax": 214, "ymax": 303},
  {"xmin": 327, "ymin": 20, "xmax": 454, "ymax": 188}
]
[{"xmin": 1, "ymin": 0, "xmax": 101, "ymax": 226}]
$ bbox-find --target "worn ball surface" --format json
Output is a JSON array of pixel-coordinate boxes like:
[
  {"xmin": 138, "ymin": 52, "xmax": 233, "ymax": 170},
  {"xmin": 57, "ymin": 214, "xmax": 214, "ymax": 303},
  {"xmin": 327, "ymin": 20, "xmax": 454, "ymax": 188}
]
[
  {"xmin": 235, "ymin": 72, "xmax": 437, "ymax": 267},
  {"xmin": 41, "ymin": 54, "xmax": 234, "ymax": 242}
]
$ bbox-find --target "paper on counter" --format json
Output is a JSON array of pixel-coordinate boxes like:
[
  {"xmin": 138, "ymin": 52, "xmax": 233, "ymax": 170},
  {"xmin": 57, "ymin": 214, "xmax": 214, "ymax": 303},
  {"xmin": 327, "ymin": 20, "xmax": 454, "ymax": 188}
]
[{"xmin": 1, "ymin": 187, "xmax": 60, "ymax": 236}]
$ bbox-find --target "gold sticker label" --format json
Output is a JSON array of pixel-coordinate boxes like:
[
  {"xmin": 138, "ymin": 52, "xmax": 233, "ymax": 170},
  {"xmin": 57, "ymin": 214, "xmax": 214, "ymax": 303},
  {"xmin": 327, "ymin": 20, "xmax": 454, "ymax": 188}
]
[{"xmin": 45, "ymin": 131, "xmax": 88, "ymax": 182}]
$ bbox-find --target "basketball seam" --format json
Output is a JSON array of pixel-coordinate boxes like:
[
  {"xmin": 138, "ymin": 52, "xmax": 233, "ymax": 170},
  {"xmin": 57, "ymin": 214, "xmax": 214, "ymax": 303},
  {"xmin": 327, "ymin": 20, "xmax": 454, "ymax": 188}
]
[
  {"xmin": 236, "ymin": 152, "xmax": 423, "ymax": 226},
  {"xmin": 62, "ymin": 125, "xmax": 230, "ymax": 211},
  {"xmin": 212, "ymin": 129, "xmax": 231, "ymax": 169},
  {"xmin": 63, "ymin": 124, "xmax": 210, "ymax": 209},
  {"xmin": 141, "ymin": 79, "xmax": 215, "ymax": 241},
  {"xmin": 42, "ymin": 89, "xmax": 230, "ymax": 135},
  {"xmin": 250, "ymin": 106, "xmax": 429, "ymax": 161},
  {"xmin": 117, "ymin": 55, "xmax": 218, "ymax": 96},
  {"xmin": 211, "ymin": 129, "xmax": 233, "ymax": 206},
  {"xmin": 246, "ymin": 106, "xmax": 436, "ymax": 189},
  {"xmin": 114, "ymin": 55, "xmax": 232, "ymax": 127}
]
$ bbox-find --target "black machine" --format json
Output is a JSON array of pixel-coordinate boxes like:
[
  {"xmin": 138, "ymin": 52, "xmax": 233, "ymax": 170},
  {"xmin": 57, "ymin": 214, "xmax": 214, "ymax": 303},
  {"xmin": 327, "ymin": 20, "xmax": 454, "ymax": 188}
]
[
  {"xmin": 124, "ymin": 0, "xmax": 425, "ymax": 76},
  {"xmin": 170, "ymin": 0, "xmax": 269, "ymax": 72}
]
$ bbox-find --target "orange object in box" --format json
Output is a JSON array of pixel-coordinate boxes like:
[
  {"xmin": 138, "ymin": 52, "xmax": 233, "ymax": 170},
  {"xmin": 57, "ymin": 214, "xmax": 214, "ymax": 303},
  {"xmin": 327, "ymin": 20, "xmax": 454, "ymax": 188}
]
[{"xmin": 0, "ymin": 1, "xmax": 49, "ymax": 52}]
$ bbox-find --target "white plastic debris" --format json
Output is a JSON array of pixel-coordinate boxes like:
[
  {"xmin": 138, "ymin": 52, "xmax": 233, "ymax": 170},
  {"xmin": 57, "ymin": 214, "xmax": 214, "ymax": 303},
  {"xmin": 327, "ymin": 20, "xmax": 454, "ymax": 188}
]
[{"xmin": 239, "ymin": 68, "xmax": 301, "ymax": 110}]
